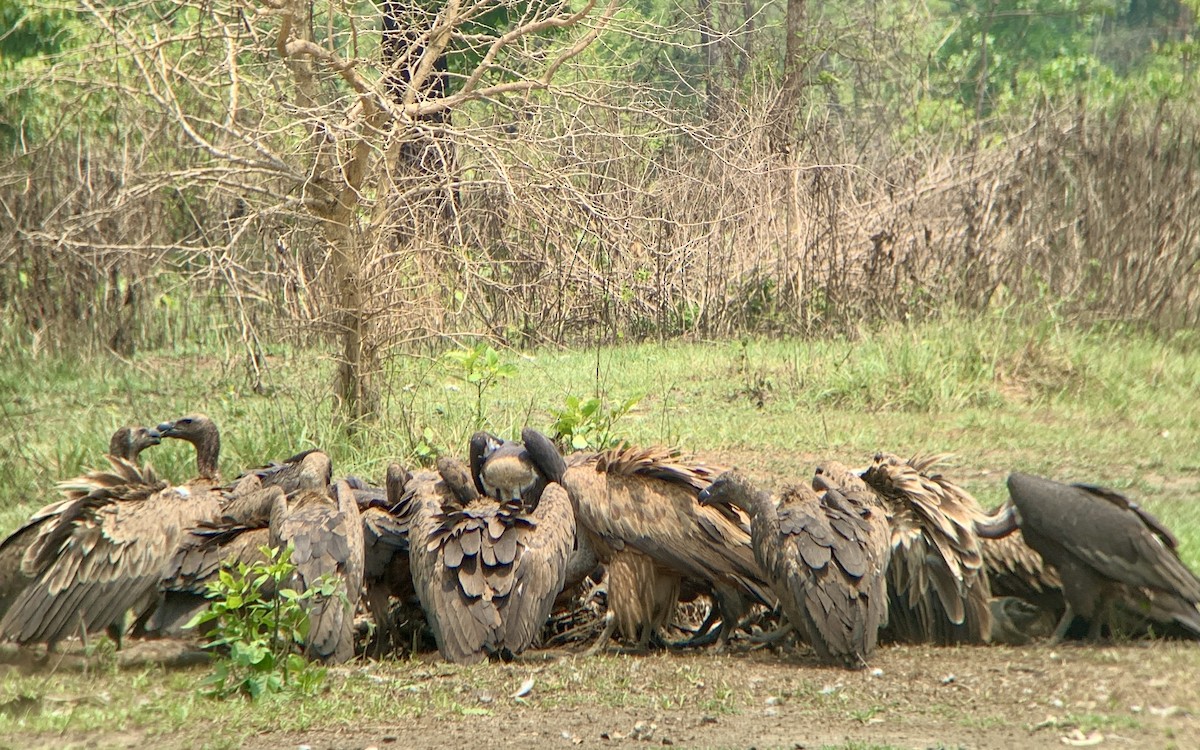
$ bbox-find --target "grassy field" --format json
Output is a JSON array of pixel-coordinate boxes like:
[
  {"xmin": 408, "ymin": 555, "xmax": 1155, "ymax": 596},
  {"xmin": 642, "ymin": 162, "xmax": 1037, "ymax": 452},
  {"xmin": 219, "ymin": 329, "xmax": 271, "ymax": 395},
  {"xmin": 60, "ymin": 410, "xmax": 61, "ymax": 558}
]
[{"xmin": 1, "ymin": 311, "xmax": 1199, "ymax": 748}]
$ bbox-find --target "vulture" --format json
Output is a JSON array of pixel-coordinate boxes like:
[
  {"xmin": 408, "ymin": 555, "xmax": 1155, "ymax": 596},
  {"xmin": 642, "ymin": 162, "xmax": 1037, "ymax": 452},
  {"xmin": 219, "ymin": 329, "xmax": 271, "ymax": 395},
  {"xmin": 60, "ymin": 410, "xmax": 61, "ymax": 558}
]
[
  {"xmin": 407, "ymin": 441, "xmax": 575, "ymax": 664},
  {"xmin": 359, "ymin": 462, "xmax": 420, "ymax": 657},
  {"xmin": 977, "ymin": 472, "xmax": 1200, "ymax": 641},
  {"xmin": 700, "ymin": 470, "xmax": 890, "ymax": 669},
  {"xmin": 470, "ymin": 429, "xmax": 600, "ymax": 607},
  {"xmin": 0, "ymin": 425, "xmax": 162, "ymax": 624},
  {"xmin": 0, "ymin": 455, "xmax": 222, "ymax": 647},
  {"xmin": 156, "ymin": 414, "xmax": 223, "ymax": 486},
  {"xmin": 560, "ymin": 444, "xmax": 773, "ymax": 653},
  {"xmin": 469, "ymin": 428, "xmax": 565, "ymax": 505},
  {"xmin": 147, "ymin": 477, "xmax": 289, "ymax": 636},
  {"xmin": 851, "ymin": 453, "xmax": 993, "ymax": 644},
  {"xmin": 268, "ymin": 455, "xmax": 365, "ymax": 664}
]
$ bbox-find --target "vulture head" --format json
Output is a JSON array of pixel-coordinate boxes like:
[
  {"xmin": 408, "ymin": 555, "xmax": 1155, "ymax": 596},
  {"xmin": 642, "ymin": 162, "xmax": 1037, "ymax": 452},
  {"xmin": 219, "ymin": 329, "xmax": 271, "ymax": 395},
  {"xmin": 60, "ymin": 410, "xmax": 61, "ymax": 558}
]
[
  {"xmin": 156, "ymin": 414, "xmax": 222, "ymax": 481},
  {"xmin": 292, "ymin": 449, "xmax": 333, "ymax": 493},
  {"xmin": 812, "ymin": 461, "xmax": 869, "ymax": 493},
  {"xmin": 469, "ymin": 427, "xmax": 565, "ymax": 505},
  {"xmin": 698, "ymin": 470, "xmax": 768, "ymax": 514},
  {"xmin": 108, "ymin": 425, "xmax": 162, "ymax": 462}
]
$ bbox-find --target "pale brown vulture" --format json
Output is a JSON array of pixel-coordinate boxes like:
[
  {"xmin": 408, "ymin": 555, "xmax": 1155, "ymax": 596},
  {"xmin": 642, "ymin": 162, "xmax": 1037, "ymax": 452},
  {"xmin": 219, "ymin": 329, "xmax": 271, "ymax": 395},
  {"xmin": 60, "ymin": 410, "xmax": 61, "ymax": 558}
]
[
  {"xmin": 0, "ymin": 456, "xmax": 222, "ymax": 647},
  {"xmin": 0, "ymin": 425, "xmax": 162, "ymax": 625},
  {"xmin": 268, "ymin": 459, "xmax": 365, "ymax": 664},
  {"xmin": 407, "ymin": 444, "xmax": 575, "ymax": 664},
  {"xmin": 977, "ymin": 472, "xmax": 1200, "ymax": 641},
  {"xmin": 851, "ymin": 453, "xmax": 993, "ymax": 644},
  {"xmin": 701, "ymin": 470, "xmax": 891, "ymax": 668},
  {"xmin": 561, "ymin": 444, "xmax": 773, "ymax": 653},
  {"xmin": 155, "ymin": 414, "xmax": 223, "ymax": 486}
]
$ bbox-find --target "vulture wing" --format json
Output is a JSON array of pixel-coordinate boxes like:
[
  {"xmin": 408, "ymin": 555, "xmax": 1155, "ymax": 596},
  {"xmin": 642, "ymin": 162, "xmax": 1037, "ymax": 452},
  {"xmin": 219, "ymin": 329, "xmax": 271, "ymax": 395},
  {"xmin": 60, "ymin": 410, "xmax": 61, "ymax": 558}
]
[
  {"xmin": 862, "ymin": 454, "xmax": 992, "ymax": 644},
  {"xmin": 1, "ymin": 458, "xmax": 222, "ymax": 645},
  {"xmin": 271, "ymin": 481, "xmax": 364, "ymax": 664}
]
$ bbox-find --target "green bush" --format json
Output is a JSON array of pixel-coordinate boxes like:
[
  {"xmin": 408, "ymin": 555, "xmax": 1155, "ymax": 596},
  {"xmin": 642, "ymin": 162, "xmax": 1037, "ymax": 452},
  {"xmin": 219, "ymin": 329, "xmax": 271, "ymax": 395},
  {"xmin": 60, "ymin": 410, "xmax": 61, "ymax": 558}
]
[
  {"xmin": 549, "ymin": 393, "xmax": 641, "ymax": 450},
  {"xmin": 186, "ymin": 544, "xmax": 330, "ymax": 700}
]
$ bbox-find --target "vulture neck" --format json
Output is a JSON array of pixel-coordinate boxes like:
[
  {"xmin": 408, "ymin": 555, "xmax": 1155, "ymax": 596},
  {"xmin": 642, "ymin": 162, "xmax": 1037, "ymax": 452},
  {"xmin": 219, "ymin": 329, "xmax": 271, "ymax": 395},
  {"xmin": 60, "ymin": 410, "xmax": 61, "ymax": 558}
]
[
  {"xmin": 190, "ymin": 430, "xmax": 221, "ymax": 483},
  {"xmin": 974, "ymin": 501, "xmax": 1019, "ymax": 539},
  {"xmin": 734, "ymin": 487, "xmax": 780, "ymax": 535}
]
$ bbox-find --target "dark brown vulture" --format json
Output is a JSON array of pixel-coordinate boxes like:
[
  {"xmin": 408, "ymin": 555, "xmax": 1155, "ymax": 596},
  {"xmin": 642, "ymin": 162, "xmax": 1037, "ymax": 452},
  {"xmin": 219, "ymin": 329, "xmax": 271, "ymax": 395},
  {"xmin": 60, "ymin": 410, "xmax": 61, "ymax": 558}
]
[
  {"xmin": 0, "ymin": 456, "xmax": 222, "ymax": 647},
  {"xmin": 469, "ymin": 428, "xmax": 566, "ymax": 505},
  {"xmin": 977, "ymin": 472, "xmax": 1200, "ymax": 641},
  {"xmin": 407, "ymin": 447, "xmax": 575, "ymax": 664},
  {"xmin": 469, "ymin": 429, "xmax": 600, "ymax": 609},
  {"xmin": 851, "ymin": 453, "xmax": 993, "ymax": 644},
  {"xmin": 0, "ymin": 425, "xmax": 162, "ymax": 624},
  {"xmin": 269, "ymin": 460, "xmax": 365, "ymax": 664},
  {"xmin": 359, "ymin": 462, "xmax": 421, "ymax": 657},
  {"xmin": 701, "ymin": 470, "xmax": 890, "ymax": 668},
  {"xmin": 560, "ymin": 444, "xmax": 773, "ymax": 653}
]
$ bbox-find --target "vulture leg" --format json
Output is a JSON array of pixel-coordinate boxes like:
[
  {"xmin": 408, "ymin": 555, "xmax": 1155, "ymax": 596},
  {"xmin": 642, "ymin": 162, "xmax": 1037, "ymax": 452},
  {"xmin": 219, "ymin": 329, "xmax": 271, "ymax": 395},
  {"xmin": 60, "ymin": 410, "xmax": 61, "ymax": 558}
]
[
  {"xmin": 677, "ymin": 605, "xmax": 722, "ymax": 642},
  {"xmin": 677, "ymin": 623, "xmax": 721, "ymax": 649},
  {"xmin": 585, "ymin": 613, "xmax": 619, "ymax": 657},
  {"xmin": 748, "ymin": 621, "xmax": 795, "ymax": 645},
  {"xmin": 1050, "ymin": 603, "xmax": 1079, "ymax": 644},
  {"xmin": 1088, "ymin": 593, "xmax": 1115, "ymax": 641}
]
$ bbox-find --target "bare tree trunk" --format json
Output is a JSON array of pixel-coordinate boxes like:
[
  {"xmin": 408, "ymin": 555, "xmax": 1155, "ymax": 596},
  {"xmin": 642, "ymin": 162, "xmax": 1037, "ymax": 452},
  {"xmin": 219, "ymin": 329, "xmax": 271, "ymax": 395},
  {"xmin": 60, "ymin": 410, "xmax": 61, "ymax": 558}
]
[
  {"xmin": 281, "ymin": 0, "xmax": 382, "ymax": 421},
  {"xmin": 699, "ymin": 0, "xmax": 719, "ymax": 117},
  {"xmin": 771, "ymin": 0, "xmax": 808, "ymax": 319}
]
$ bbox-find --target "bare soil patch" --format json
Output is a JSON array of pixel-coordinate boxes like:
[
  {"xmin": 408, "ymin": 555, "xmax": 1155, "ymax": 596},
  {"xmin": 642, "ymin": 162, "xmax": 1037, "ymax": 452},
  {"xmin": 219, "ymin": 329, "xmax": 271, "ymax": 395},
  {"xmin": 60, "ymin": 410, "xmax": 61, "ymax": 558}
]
[{"xmin": 5, "ymin": 642, "xmax": 1198, "ymax": 750}]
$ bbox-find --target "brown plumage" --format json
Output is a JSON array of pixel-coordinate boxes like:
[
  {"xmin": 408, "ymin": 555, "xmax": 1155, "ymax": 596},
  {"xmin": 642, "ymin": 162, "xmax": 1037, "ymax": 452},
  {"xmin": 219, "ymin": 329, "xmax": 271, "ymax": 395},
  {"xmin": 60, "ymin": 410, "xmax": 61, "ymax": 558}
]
[
  {"xmin": 156, "ymin": 414, "xmax": 223, "ymax": 485},
  {"xmin": 978, "ymin": 472, "xmax": 1200, "ymax": 641},
  {"xmin": 980, "ymin": 527, "xmax": 1064, "ymax": 616},
  {"xmin": 234, "ymin": 448, "xmax": 335, "ymax": 495},
  {"xmin": 148, "ymin": 479, "xmax": 288, "ymax": 635},
  {"xmin": 850, "ymin": 453, "xmax": 993, "ymax": 644},
  {"xmin": 700, "ymin": 470, "xmax": 890, "ymax": 668},
  {"xmin": 561, "ymin": 444, "xmax": 772, "ymax": 652},
  {"xmin": 269, "ymin": 461, "xmax": 365, "ymax": 664},
  {"xmin": 0, "ymin": 457, "xmax": 222, "ymax": 647},
  {"xmin": 360, "ymin": 462, "xmax": 419, "ymax": 657},
  {"xmin": 0, "ymin": 425, "xmax": 162, "ymax": 627},
  {"xmin": 407, "ymin": 452, "xmax": 575, "ymax": 664}
]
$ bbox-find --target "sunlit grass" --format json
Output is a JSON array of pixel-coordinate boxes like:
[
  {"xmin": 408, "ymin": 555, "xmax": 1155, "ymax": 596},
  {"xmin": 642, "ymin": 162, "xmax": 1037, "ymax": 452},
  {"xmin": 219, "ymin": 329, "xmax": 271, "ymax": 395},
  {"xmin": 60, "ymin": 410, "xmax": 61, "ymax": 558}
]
[
  {"xmin": 0, "ymin": 311, "xmax": 1198, "ymax": 746},
  {"xmin": 2, "ymin": 310, "xmax": 1198, "ymax": 562}
]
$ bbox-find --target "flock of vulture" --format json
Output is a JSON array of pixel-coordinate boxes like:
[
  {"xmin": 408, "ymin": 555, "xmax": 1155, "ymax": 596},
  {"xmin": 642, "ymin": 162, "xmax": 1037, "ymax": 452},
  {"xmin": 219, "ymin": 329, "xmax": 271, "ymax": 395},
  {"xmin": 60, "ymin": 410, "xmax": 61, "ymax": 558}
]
[{"xmin": 2, "ymin": 414, "xmax": 1199, "ymax": 670}]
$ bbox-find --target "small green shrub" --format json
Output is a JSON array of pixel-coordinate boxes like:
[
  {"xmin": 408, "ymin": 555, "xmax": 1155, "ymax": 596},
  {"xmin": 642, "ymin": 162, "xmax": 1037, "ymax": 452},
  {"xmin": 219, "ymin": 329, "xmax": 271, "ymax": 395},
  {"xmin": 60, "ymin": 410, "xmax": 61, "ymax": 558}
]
[
  {"xmin": 549, "ymin": 393, "xmax": 641, "ymax": 450},
  {"xmin": 186, "ymin": 544, "xmax": 330, "ymax": 700},
  {"xmin": 442, "ymin": 343, "xmax": 518, "ymax": 429}
]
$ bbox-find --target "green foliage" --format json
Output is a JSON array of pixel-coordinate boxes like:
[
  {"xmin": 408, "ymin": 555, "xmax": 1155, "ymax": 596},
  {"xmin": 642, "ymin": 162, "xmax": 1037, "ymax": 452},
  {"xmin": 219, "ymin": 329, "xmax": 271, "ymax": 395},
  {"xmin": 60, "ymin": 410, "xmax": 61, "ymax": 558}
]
[
  {"xmin": 186, "ymin": 545, "xmax": 328, "ymax": 700},
  {"xmin": 548, "ymin": 392, "xmax": 641, "ymax": 450},
  {"xmin": 442, "ymin": 343, "xmax": 518, "ymax": 430}
]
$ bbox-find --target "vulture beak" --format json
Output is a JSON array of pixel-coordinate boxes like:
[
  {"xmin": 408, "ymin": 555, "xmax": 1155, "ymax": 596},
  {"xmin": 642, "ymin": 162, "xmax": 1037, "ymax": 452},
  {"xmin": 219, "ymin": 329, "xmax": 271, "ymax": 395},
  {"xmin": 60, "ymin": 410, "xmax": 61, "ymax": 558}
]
[
  {"xmin": 145, "ymin": 428, "xmax": 163, "ymax": 444},
  {"xmin": 697, "ymin": 485, "xmax": 714, "ymax": 505},
  {"xmin": 812, "ymin": 473, "xmax": 834, "ymax": 492},
  {"xmin": 156, "ymin": 420, "xmax": 177, "ymax": 436}
]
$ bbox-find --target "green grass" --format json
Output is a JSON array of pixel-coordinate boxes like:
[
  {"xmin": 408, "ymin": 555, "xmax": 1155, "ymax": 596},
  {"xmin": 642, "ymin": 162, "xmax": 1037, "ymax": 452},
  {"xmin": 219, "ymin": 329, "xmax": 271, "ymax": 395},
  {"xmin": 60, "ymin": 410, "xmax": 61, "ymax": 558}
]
[
  {"xmin": 0, "ymin": 311, "xmax": 1198, "ymax": 747},
  {"xmin": 2, "ymin": 310, "xmax": 1197, "ymax": 562}
]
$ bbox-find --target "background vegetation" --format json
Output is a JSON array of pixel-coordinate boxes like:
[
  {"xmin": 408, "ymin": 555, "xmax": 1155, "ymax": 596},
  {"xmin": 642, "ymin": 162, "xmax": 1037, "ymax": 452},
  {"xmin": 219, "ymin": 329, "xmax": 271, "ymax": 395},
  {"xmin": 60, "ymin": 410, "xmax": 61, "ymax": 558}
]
[
  {"xmin": 2, "ymin": 0, "xmax": 1199, "ymax": 419},
  {"xmin": 3, "ymin": 5, "xmax": 1200, "ymax": 741}
]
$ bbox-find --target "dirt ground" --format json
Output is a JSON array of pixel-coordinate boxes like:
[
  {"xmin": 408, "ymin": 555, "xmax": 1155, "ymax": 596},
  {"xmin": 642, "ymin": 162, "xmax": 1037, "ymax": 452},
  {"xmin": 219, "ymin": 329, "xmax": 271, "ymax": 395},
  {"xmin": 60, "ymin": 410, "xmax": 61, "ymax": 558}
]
[{"xmin": 5, "ymin": 640, "xmax": 1200, "ymax": 750}]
